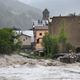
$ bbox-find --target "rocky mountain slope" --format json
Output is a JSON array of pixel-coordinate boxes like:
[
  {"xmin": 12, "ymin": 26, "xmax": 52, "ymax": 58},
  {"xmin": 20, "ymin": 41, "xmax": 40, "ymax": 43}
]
[{"xmin": 0, "ymin": 0, "xmax": 41, "ymax": 30}]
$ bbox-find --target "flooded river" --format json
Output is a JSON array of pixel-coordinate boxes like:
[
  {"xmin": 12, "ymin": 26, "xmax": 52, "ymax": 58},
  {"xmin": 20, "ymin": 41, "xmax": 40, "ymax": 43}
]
[{"xmin": 0, "ymin": 65, "xmax": 80, "ymax": 80}]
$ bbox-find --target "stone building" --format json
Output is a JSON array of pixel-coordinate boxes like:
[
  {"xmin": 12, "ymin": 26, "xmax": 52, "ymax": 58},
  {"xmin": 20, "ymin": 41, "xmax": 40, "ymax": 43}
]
[
  {"xmin": 14, "ymin": 30, "xmax": 33, "ymax": 50},
  {"xmin": 32, "ymin": 9, "xmax": 49, "ymax": 51},
  {"xmin": 49, "ymin": 16, "xmax": 80, "ymax": 52},
  {"xmin": 19, "ymin": 33, "xmax": 32, "ymax": 49},
  {"xmin": 33, "ymin": 26, "xmax": 48, "ymax": 51}
]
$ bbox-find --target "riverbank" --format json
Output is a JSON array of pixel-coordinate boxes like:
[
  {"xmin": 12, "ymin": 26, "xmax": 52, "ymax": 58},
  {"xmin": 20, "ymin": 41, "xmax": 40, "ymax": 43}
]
[
  {"xmin": 0, "ymin": 54, "xmax": 65, "ymax": 67},
  {"xmin": 0, "ymin": 53, "xmax": 80, "ymax": 67}
]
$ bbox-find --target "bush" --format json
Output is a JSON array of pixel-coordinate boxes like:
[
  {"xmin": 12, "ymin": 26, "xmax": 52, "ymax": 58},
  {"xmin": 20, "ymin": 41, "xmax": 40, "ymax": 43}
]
[
  {"xmin": 0, "ymin": 28, "xmax": 21, "ymax": 54},
  {"xmin": 65, "ymin": 43, "xmax": 75, "ymax": 52},
  {"xmin": 42, "ymin": 21, "xmax": 75, "ymax": 58},
  {"xmin": 42, "ymin": 33, "xmax": 59, "ymax": 58}
]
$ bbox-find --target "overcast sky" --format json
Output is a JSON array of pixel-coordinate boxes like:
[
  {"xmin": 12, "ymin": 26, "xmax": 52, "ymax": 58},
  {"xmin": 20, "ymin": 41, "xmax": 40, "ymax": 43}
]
[{"xmin": 19, "ymin": 0, "xmax": 80, "ymax": 16}]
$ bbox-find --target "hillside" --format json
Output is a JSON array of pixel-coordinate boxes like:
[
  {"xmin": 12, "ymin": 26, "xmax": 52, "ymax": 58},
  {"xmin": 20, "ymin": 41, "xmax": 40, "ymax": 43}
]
[{"xmin": 0, "ymin": 0, "xmax": 41, "ymax": 30}]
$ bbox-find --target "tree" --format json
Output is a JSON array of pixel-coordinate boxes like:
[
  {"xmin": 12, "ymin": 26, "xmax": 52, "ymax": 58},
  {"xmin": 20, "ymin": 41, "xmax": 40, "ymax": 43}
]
[
  {"xmin": 42, "ymin": 33, "xmax": 59, "ymax": 58},
  {"xmin": 0, "ymin": 28, "xmax": 21, "ymax": 54}
]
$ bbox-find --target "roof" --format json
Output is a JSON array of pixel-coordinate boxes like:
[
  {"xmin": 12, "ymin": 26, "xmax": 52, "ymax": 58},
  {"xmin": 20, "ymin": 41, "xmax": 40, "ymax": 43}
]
[
  {"xmin": 34, "ymin": 26, "xmax": 48, "ymax": 30},
  {"xmin": 16, "ymin": 30, "xmax": 34, "ymax": 42},
  {"xmin": 33, "ymin": 20, "xmax": 49, "ymax": 27},
  {"xmin": 20, "ymin": 33, "xmax": 31, "ymax": 38},
  {"xmin": 16, "ymin": 30, "xmax": 33, "ymax": 37},
  {"xmin": 51, "ymin": 16, "xmax": 80, "ymax": 19},
  {"xmin": 43, "ymin": 8, "xmax": 49, "ymax": 13}
]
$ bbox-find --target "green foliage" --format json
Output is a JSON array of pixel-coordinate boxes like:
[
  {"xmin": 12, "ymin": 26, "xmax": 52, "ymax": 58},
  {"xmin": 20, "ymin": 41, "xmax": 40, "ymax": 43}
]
[
  {"xmin": 42, "ymin": 33, "xmax": 59, "ymax": 58},
  {"xmin": 42, "ymin": 20, "xmax": 75, "ymax": 58},
  {"xmin": 0, "ymin": 28, "xmax": 21, "ymax": 54},
  {"xmin": 65, "ymin": 43, "xmax": 75, "ymax": 52},
  {"xmin": 59, "ymin": 21, "xmax": 67, "ymax": 43}
]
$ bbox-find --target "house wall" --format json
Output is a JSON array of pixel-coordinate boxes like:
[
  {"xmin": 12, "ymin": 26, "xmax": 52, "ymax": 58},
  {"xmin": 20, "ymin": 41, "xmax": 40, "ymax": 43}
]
[
  {"xmin": 49, "ymin": 16, "xmax": 80, "ymax": 48},
  {"xmin": 34, "ymin": 29, "xmax": 48, "ymax": 50},
  {"xmin": 19, "ymin": 35, "xmax": 31, "ymax": 46}
]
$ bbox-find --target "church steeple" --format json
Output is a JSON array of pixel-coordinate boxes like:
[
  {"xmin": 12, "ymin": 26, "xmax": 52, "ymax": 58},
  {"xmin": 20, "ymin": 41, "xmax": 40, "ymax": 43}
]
[{"xmin": 42, "ymin": 8, "xmax": 49, "ymax": 20}]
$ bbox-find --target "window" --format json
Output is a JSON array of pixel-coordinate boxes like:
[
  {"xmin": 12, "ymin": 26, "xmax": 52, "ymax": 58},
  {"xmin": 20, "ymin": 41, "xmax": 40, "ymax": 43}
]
[
  {"xmin": 37, "ymin": 39, "xmax": 39, "ymax": 43},
  {"xmin": 23, "ymin": 39, "xmax": 25, "ymax": 41},
  {"xmin": 39, "ymin": 33, "xmax": 42, "ymax": 36}
]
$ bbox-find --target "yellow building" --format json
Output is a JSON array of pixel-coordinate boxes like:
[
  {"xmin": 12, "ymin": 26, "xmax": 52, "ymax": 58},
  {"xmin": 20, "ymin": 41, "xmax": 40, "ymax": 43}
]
[
  {"xmin": 32, "ymin": 8, "xmax": 49, "ymax": 51},
  {"xmin": 33, "ymin": 26, "xmax": 48, "ymax": 51}
]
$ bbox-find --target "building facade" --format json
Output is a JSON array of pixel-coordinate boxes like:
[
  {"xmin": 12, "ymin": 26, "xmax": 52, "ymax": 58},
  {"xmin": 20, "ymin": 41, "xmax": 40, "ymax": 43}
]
[
  {"xmin": 32, "ymin": 8, "xmax": 49, "ymax": 51},
  {"xmin": 49, "ymin": 16, "xmax": 80, "ymax": 51},
  {"xmin": 33, "ymin": 26, "xmax": 48, "ymax": 51},
  {"xmin": 19, "ymin": 33, "xmax": 32, "ymax": 49}
]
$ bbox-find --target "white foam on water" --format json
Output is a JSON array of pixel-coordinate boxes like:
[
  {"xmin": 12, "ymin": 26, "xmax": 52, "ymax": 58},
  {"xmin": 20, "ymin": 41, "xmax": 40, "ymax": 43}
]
[{"xmin": 0, "ymin": 65, "xmax": 80, "ymax": 80}]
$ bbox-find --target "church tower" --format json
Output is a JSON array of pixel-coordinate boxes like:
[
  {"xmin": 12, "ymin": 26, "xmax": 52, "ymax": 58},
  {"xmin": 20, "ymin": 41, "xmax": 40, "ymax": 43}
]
[{"xmin": 42, "ymin": 8, "xmax": 49, "ymax": 20}]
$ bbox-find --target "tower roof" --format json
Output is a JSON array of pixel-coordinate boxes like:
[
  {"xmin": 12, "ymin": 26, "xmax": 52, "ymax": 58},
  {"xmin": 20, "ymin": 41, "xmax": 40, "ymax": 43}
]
[{"xmin": 43, "ymin": 8, "xmax": 49, "ymax": 14}]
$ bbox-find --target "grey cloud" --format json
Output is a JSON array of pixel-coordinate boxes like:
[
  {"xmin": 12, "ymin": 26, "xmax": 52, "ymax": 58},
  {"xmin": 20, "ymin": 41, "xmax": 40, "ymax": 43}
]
[{"xmin": 19, "ymin": 0, "xmax": 80, "ymax": 16}]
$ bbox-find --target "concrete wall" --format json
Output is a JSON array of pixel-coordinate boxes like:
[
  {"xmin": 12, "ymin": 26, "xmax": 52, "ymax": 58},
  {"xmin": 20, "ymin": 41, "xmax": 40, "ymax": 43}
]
[{"xmin": 49, "ymin": 16, "xmax": 80, "ymax": 48}]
